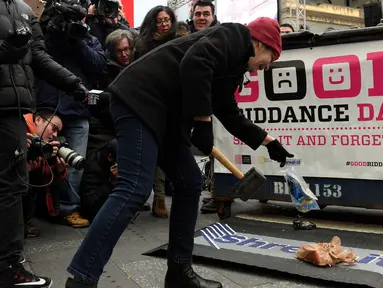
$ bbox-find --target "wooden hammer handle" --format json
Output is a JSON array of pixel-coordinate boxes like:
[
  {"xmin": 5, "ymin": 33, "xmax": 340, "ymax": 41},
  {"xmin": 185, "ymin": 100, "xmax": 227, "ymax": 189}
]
[{"xmin": 211, "ymin": 147, "xmax": 244, "ymax": 180}]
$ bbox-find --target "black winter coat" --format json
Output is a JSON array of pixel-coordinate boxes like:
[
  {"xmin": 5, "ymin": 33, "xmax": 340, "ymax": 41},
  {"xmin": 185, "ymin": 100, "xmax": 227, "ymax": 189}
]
[
  {"xmin": 109, "ymin": 23, "xmax": 267, "ymax": 150},
  {"xmin": 0, "ymin": 0, "xmax": 81, "ymax": 113}
]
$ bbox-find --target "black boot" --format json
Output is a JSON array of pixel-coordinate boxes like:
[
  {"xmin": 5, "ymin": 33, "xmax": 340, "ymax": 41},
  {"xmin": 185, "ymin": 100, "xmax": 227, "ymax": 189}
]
[
  {"xmin": 165, "ymin": 264, "xmax": 222, "ymax": 288},
  {"xmin": 65, "ymin": 278, "xmax": 97, "ymax": 288}
]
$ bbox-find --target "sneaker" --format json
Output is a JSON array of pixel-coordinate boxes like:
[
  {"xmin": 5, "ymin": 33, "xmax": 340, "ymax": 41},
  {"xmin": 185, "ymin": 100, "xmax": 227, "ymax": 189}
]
[
  {"xmin": 18, "ymin": 254, "xmax": 26, "ymax": 264},
  {"xmin": 62, "ymin": 212, "xmax": 89, "ymax": 228},
  {"xmin": 27, "ymin": 223, "xmax": 40, "ymax": 238},
  {"xmin": 140, "ymin": 202, "xmax": 150, "ymax": 211},
  {"xmin": 152, "ymin": 199, "xmax": 168, "ymax": 219},
  {"xmin": 0, "ymin": 263, "xmax": 52, "ymax": 287}
]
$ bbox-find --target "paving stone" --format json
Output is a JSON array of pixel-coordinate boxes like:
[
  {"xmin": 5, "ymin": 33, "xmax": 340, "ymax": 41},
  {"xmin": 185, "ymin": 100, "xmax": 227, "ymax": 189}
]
[
  {"xmin": 119, "ymin": 258, "xmax": 242, "ymax": 288},
  {"xmin": 29, "ymin": 256, "xmax": 138, "ymax": 288},
  {"xmin": 24, "ymin": 191, "xmax": 372, "ymax": 288}
]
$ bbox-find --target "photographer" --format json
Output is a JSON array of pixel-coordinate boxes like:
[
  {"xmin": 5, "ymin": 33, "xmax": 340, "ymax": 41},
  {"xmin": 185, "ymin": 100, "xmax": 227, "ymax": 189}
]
[
  {"xmin": 81, "ymin": 29, "xmax": 150, "ymax": 220},
  {"xmin": 37, "ymin": 0, "xmax": 107, "ymax": 228},
  {"xmin": 80, "ymin": 139, "xmax": 117, "ymax": 221},
  {"xmin": 0, "ymin": 0, "xmax": 88, "ymax": 285},
  {"xmin": 23, "ymin": 110, "xmax": 68, "ymax": 238},
  {"xmin": 86, "ymin": 0, "xmax": 137, "ymax": 48}
]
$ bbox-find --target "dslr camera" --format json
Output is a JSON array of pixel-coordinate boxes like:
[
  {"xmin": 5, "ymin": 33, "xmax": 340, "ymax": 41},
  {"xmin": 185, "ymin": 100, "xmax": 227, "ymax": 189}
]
[
  {"xmin": 45, "ymin": 0, "xmax": 88, "ymax": 39},
  {"xmin": 27, "ymin": 135, "xmax": 54, "ymax": 161},
  {"xmin": 27, "ymin": 135, "xmax": 86, "ymax": 170}
]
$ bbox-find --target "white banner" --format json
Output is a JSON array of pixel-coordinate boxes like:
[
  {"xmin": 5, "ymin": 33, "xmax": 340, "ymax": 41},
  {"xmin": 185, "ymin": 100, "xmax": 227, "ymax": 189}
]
[
  {"xmin": 214, "ymin": 40, "xmax": 383, "ymax": 180},
  {"xmin": 216, "ymin": 0, "xmax": 278, "ymax": 24}
]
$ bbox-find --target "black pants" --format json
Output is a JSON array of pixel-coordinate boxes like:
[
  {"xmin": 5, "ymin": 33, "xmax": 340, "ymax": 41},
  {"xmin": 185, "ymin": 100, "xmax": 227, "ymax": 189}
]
[
  {"xmin": 22, "ymin": 187, "xmax": 36, "ymax": 235},
  {"xmin": 0, "ymin": 115, "xmax": 28, "ymax": 271}
]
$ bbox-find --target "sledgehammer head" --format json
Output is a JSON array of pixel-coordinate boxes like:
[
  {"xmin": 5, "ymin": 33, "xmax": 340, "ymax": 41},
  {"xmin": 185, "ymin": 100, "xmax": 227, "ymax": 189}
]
[{"xmin": 232, "ymin": 167, "xmax": 267, "ymax": 202}]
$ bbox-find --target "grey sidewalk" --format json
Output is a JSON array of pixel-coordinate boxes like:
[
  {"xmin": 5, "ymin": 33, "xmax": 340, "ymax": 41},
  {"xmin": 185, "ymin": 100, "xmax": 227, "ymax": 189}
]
[{"xmin": 24, "ymin": 193, "xmax": 336, "ymax": 288}]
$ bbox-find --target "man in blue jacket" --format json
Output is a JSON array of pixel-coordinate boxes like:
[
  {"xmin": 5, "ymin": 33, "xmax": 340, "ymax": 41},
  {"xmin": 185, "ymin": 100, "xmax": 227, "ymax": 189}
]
[{"xmin": 36, "ymin": 3, "xmax": 107, "ymax": 228}]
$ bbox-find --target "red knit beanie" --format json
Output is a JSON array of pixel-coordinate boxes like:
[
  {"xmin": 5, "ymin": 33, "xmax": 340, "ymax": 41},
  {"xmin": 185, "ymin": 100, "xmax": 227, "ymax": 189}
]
[{"xmin": 246, "ymin": 17, "xmax": 282, "ymax": 60}]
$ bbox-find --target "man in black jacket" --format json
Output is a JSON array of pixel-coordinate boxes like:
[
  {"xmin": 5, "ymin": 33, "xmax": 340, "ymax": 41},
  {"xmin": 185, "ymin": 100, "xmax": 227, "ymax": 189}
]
[
  {"xmin": 65, "ymin": 18, "xmax": 293, "ymax": 288},
  {"xmin": 0, "ymin": 0, "xmax": 87, "ymax": 286},
  {"xmin": 188, "ymin": 0, "xmax": 218, "ymax": 33},
  {"xmin": 187, "ymin": 0, "xmax": 222, "ymax": 213},
  {"xmin": 80, "ymin": 29, "xmax": 135, "ymax": 222}
]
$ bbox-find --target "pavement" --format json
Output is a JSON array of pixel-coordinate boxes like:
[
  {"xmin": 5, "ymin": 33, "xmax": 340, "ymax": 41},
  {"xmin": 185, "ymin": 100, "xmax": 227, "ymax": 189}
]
[{"xmin": 24, "ymin": 191, "xmax": 380, "ymax": 288}]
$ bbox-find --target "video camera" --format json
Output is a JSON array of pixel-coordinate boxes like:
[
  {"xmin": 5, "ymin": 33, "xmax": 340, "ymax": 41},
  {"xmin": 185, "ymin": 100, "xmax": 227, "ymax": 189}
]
[
  {"xmin": 46, "ymin": 0, "xmax": 88, "ymax": 39},
  {"xmin": 27, "ymin": 135, "xmax": 86, "ymax": 170},
  {"xmin": 95, "ymin": 0, "xmax": 119, "ymax": 19}
]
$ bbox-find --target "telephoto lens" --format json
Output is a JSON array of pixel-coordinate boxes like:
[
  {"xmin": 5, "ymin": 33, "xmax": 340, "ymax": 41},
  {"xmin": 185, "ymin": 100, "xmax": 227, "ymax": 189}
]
[{"xmin": 57, "ymin": 147, "xmax": 86, "ymax": 170}]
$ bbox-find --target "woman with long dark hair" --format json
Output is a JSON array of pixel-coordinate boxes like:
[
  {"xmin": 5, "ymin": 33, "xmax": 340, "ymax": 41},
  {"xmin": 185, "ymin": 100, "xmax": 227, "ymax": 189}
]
[
  {"xmin": 135, "ymin": 5, "xmax": 179, "ymax": 57},
  {"xmin": 136, "ymin": 5, "xmax": 189, "ymax": 219}
]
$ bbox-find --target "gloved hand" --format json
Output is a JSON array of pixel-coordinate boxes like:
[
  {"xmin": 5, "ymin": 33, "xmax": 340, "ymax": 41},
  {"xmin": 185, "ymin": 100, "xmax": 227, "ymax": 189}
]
[
  {"xmin": 71, "ymin": 82, "xmax": 89, "ymax": 102},
  {"xmin": 191, "ymin": 121, "xmax": 214, "ymax": 156},
  {"xmin": 0, "ymin": 39, "xmax": 30, "ymax": 64},
  {"xmin": 266, "ymin": 139, "xmax": 294, "ymax": 167}
]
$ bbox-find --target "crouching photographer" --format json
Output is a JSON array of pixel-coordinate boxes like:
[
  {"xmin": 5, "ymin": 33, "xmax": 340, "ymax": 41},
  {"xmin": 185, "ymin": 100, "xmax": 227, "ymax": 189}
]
[
  {"xmin": 24, "ymin": 111, "xmax": 86, "ymax": 237},
  {"xmin": 80, "ymin": 139, "xmax": 117, "ymax": 222},
  {"xmin": 37, "ymin": 0, "xmax": 106, "ymax": 228}
]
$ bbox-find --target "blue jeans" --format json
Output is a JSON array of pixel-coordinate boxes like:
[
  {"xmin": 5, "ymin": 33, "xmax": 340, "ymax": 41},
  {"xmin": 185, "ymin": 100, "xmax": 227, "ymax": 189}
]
[
  {"xmin": 67, "ymin": 97, "xmax": 203, "ymax": 284},
  {"xmin": 59, "ymin": 116, "xmax": 89, "ymax": 214}
]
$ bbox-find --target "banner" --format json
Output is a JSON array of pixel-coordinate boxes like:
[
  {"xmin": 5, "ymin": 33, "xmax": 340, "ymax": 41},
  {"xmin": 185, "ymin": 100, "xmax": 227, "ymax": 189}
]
[
  {"xmin": 213, "ymin": 40, "xmax": 383, "ymax": 180},
  {"xmin": 216, "ymin": 0, "xmax": 278, "ymax": 24}
]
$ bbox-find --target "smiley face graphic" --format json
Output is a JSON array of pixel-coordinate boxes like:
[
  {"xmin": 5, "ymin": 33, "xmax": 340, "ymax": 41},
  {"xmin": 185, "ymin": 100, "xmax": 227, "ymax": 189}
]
[
  {"xmin": 272, "ymin": 67, "xmax": 298, "ymax": 94},
  {"xmin": 264, "ymin": 60, "xmax": 307, "ymax": 101},
  {"xmin": 323, "ymin": 63, "xmax": 351, "ymax": 91}
]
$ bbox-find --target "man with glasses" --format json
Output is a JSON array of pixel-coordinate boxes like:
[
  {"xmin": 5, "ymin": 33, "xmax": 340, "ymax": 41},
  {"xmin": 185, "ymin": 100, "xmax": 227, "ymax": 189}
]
[
  {"xmin": 80, "ymin": 29, "xmax": 136, "ymax": 222},
  {"xmin": 23, "ymin": 110, "xmax": 68, "ymax": 238}
]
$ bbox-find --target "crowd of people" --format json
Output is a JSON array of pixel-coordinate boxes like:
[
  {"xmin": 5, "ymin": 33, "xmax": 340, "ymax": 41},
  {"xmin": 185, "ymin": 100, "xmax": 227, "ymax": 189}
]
[{"xmin": 0, "ymin": 0, "xmax": 294, "ymax": 287}]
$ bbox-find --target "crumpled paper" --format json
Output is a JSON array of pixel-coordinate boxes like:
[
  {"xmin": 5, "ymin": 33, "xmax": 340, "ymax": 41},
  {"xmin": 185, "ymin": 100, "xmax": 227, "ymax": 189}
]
[{"xmin": 296, "ymin": 236, "xmax": 357, "ymax": 267}]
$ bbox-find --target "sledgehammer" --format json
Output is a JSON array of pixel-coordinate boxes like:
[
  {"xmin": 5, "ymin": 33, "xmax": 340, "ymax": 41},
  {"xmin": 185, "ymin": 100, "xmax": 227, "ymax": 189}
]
[{"xmin": 211, "ymin": 147, "xmax": 267, "ymax": 202}]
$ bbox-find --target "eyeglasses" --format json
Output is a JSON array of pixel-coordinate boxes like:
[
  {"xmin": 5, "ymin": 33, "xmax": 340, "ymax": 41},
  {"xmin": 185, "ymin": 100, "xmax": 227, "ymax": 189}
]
[
  {"xmin": 41, "ymin": 116, "xmax": 60, "ymax": 134},
  {"xmin": 116, "ymin": 47, "xmax": 132, "ymax": 56},
  {"xmin": 156, "ymin": 17, "xmax": 171, "ymax": 26}
]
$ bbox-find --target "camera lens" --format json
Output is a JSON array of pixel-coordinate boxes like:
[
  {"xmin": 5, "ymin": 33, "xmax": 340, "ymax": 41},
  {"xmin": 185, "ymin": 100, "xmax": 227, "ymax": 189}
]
[
  {"xmin": 57, "ymin": 147, "xmax": 86, "ymax": 170},
  {"xmin": 104, "ymin": 4, "xmax": 111, "ymax": 14},
  {"xmin": 40, "ymin": 143, "xmax": 54, "ymax": 159}
]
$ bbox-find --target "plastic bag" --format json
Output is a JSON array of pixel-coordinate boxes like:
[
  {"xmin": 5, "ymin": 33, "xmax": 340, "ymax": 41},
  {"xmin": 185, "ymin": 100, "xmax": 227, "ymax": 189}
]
[
  {"xmin": 284, "ymin": 167, "xmax": 320, "ymax": 213},
  {"xmin": 296, "ymin": 236, "xmax": 357, "ymax": 267}
]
